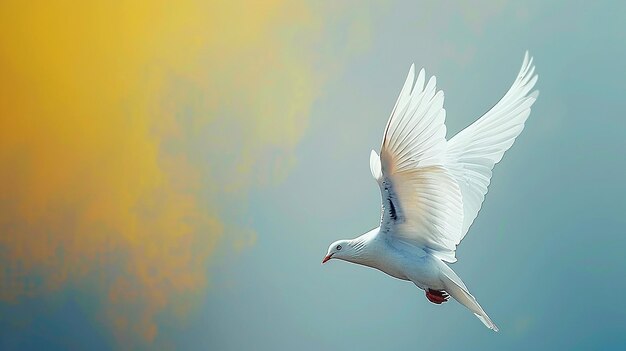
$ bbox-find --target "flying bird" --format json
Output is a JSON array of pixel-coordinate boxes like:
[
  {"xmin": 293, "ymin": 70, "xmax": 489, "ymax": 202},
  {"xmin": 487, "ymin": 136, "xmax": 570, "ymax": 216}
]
[{"xmin": 322, "ymin": 52, "xmax": 538, "ymax": 331}]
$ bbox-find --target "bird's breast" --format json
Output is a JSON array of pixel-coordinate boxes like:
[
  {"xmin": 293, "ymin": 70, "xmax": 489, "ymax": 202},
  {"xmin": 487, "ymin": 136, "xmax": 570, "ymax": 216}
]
[{"xmin": 364, "ymin": 239, "xmax": 441, "ymax": 287}]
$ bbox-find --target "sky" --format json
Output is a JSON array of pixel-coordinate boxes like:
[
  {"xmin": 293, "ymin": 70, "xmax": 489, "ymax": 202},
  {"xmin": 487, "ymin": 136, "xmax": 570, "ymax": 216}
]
[{"xmin": 1, "ymin": 0, "xmax": 625, "ymax": 350}]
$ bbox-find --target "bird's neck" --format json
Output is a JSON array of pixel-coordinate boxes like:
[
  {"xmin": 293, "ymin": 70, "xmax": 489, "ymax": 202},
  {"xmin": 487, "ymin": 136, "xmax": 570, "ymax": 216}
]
[{"xmin": 344, "ymin": 228, "xmax": 379, "ymax": 266}]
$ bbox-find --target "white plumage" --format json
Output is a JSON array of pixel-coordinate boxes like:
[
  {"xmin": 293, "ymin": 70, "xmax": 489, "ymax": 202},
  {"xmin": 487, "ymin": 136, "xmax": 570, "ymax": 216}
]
[{"xmin": 323, "ymin": 52, "xmax": 539, "ymax": 332}]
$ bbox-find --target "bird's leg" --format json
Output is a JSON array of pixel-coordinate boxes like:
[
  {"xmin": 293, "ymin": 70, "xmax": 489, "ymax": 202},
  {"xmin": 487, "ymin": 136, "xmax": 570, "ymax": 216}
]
[{"xmin": 425, "ymin": 289, "xmax": 449, "ymax": 304}]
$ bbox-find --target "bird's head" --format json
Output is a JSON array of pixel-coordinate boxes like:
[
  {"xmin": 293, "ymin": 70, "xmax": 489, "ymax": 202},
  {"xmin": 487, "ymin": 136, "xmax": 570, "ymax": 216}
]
[{"xmin": 322, "ymin": 239, "xmax": 352, "ymax": 264}]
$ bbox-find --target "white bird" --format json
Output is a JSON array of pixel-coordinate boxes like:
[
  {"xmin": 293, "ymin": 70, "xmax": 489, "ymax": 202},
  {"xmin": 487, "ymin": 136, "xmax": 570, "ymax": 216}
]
[{"xmin": 322, "ymin": 52, "xmax": 538, "ymax": 332}]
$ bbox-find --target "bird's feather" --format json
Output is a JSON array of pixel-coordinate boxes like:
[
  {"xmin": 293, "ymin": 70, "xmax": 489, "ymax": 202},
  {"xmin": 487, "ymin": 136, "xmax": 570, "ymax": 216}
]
[{"xmin": 436, "ymin": 259, "xmax": 499, "ymax": 331}]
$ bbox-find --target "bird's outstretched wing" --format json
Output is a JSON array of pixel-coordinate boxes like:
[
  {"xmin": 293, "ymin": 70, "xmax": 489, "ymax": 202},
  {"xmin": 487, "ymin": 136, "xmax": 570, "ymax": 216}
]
[
  {"xmin": 446, "ymin": 51, "xmax": 538, "ymax": 239},
  {"xmin": 370, "ymin": 65, "xmax": 463, "ymax": 262},
  {"xmin": 370, "ymin": 52, "xmax": 538, "ymax": 263}
]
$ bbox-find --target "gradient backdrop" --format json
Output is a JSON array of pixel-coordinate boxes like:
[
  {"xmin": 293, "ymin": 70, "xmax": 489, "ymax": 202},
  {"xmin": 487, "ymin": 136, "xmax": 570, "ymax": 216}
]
[{"xmin": 1, "ymin": 0, "xmax": 625, "ymax": 350}]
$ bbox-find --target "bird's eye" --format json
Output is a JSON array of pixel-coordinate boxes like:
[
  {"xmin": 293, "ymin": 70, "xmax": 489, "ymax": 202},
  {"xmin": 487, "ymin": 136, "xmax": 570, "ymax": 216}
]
[{"xmin": 336, "ymin": 245, "xmax": 342, "ymax": 251}]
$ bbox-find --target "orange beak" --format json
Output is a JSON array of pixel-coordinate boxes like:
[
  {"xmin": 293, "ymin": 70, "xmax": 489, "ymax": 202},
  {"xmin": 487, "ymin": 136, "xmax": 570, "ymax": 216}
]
[{"xmin": 322, "ymin": 253, "xmax": 334, "ymax": 264}]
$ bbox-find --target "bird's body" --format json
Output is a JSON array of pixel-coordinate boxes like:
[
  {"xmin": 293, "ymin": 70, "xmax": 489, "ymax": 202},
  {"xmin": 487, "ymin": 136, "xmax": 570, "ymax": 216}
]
[
  {"xmin": 339, "ymin": 227, "xmax": 442, "ymax": 289},
  {"xmin": 323, "ymin": 52, "xmax": 539, "ymax": 332}
]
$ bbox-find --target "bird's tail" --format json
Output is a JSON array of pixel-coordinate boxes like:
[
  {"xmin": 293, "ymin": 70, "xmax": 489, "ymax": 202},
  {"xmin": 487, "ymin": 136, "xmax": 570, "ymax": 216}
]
[{"xmin": 437, "ymin": 261, "xmax": 499, "ymax": 332}]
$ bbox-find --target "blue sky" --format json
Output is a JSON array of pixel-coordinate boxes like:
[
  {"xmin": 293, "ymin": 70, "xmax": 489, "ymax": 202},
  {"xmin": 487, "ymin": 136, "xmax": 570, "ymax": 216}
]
[{"xmin": 204, "ymin": 2, "xmax": 626, "ymax": 349}]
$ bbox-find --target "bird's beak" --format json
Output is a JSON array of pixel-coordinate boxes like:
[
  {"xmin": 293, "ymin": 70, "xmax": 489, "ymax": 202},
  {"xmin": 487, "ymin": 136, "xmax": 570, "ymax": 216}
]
[{"xmin": 322, "ymin": 253, "xmax": 334, "ymax": 264}]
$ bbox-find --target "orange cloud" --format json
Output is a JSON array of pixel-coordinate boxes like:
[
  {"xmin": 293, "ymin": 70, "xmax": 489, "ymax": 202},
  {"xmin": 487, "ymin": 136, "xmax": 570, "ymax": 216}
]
[
  {"xmin": 0, "ymin": 1, "xmax": 224, "ymax": 344},
  {"xmin": 0, "ymin": 0, "xmax": 372, "ymax": 346}
]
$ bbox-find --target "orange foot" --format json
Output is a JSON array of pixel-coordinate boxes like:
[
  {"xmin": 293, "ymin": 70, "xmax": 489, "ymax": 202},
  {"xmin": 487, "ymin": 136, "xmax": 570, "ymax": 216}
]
[{"xmin": 425, "ymin": 289, "xmax": 449, "ymax": 304}]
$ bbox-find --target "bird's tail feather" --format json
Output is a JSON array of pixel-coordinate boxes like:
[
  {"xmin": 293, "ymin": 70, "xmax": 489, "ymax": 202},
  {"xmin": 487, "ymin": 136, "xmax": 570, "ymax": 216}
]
[{"xmin": 437, "ymin": 261, "xmax": 499, "ymax": 332}]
